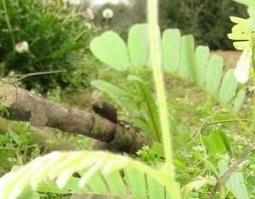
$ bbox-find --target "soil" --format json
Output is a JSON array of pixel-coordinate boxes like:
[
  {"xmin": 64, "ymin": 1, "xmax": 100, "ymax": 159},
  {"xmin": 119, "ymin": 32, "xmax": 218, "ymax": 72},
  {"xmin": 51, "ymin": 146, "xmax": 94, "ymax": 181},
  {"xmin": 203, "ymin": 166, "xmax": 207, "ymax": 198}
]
[{"xmin": 211, "ymin": 50, "xmax": 241, "ymax": 68}]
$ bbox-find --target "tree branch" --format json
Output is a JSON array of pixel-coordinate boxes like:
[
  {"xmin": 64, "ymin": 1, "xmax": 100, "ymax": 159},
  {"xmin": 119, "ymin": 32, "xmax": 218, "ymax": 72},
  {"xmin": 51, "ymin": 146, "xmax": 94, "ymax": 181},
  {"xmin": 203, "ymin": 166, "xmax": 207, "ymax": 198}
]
[{"xmin": 0, "ymin": 83, "xmax": 149, "ymax": 152}]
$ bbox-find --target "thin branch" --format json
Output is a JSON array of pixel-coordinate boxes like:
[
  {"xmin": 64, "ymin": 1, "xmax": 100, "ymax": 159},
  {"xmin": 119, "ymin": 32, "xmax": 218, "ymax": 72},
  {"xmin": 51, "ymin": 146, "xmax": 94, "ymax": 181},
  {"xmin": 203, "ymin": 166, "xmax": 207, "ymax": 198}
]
[
  {"xmin": 0, "ymin": 83, "xmax": 149, "ymax": 153},
  {"xmin": 208, "ymin": 144, "xmax": 254, "ymax": 199},
  {"xmin": 3, "ymin": 70, "xmax": 66, "ymax": 84}
]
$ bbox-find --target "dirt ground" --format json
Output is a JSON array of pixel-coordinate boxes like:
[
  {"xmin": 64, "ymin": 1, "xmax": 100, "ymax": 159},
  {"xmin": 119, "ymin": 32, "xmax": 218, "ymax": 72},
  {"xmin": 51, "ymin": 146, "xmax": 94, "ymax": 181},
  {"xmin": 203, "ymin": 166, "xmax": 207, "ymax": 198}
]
[{"xmin": 212, "ymin": 50, "xmax": 241, "ymax": 68}]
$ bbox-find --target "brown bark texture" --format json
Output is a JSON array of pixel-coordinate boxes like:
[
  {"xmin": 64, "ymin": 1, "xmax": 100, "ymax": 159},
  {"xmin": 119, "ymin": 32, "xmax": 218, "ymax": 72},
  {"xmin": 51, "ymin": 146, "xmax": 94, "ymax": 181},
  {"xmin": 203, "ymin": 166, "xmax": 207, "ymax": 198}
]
[{"xmin": 0, "ymin": 83, "xmax": 148, "ymax": 152}]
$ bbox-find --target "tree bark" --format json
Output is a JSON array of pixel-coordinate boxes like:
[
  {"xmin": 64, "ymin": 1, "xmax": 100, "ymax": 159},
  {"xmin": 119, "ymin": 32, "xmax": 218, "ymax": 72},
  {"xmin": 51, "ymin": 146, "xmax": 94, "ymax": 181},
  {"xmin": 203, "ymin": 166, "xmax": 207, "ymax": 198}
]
[{"xmin": 0, "ymin": 83, "xmax": 149, "ymax": 152}]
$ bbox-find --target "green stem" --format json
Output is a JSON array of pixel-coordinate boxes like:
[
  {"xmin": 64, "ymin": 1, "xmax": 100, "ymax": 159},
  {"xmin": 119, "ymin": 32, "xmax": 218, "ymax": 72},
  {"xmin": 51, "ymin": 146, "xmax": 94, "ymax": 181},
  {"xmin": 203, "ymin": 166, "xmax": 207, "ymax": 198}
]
[
  {"xmin": 147, "ymin": 0, "xmax": 173, "ymax": 172},
  {"xmin": 1, "ymin": 0, "xmax": 15, "ymax": 48},
  {"xmin": 147, "ymin": 0, "xmax": 181, "ymax": 198}
]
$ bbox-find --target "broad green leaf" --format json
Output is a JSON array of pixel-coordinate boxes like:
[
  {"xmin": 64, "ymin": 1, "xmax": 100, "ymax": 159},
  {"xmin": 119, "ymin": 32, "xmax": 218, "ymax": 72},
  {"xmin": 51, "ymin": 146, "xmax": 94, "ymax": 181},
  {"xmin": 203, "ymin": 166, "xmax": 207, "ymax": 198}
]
[
  {"xmin": 87, "ymin": 174, "xmax": 108, "ymax": 194},
  {"xmin": 62, "ymin": 177, "xmax": 89, "ymax": 193},
  {"xmin": 234, "ymin": 0, "xmax": 255, "ymax": 8},
  {"xmin": 218, "ymin": 158, "xmax": 249, "ymax": 199},
  {"xmin": 228, "ymin": 15, "xmax": 253, "ymax": 50},
  {"xmin": 195, "ymin": 46, "xmax": 210, "ymax": 86},
  {"xmin": 90, "ymin": 31, "xmax": 130, "ymax": 70},
  {"xmin": 91, "ymin": 80, "xmax": 132, "ymax": 110},
  {"xmin": 202, "ymin": 130, "xmax": 230, "ymax": 154},
  {"xmin": 248, "ymin": 7, "xmax": 255, "ymax": 26},
  {"xmin": 179, "ymin": 35, "xmax": 196, "ymax": 80},
  {"xmin": 206, "ymin": 55, "xmax": 223, "ymax": 93},
  {"xmin": 147, "ymin": 176, "xmax": 165, "ymax": 199},
  {"xmin": 128, "ymin": 24, "xmax": 149, "ymax": 67},
  {"xmin": 233, "ymin": 89, "xmax": 246, "ymax": 112},
  {"xmin": 228, "ymin": 17, "xmax": 252, "ymax": 40},
  {"xmin": 20, "ymin": 189, "xmax": 39, "ymax": 199},
  {"xmin": 228, "ymin": 173, "xmax": 250, "ymax": 199},
  {"xmin": 90, "ymin": 25, "xmax": 246, "ymax": 112},
  {"xmin": 125, "ymin": 168, "xmax": 147, "ymax": 199},
  {"xmin": 219, "ymin": 70, "xmax": 238, "ymax": 104},
  {"xmin": 233, "ymin": 41, "xmax": 250, "ymax": 50},
  {"xmin": 37, "ymin": 181, "xmax": 70, "ymax": 194},
  {"xmin": 162, "ymin": 29, "xmax": 181, "ymax": 72},
  {"xmin": 103, "ymin": 171, "xmax": 126, "ymax": 196},
  {"xmin": 0, "ymin": 151, "xmax": 181, "ymax": 199}
]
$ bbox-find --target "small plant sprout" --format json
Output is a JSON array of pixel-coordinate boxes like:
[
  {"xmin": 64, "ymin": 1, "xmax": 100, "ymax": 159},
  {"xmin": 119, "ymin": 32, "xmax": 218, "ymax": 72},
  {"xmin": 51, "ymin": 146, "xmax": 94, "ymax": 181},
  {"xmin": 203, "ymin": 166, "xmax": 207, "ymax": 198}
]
[{"xmin": 102, "ymin": 8, "xmax": 114, "ymax": 19}]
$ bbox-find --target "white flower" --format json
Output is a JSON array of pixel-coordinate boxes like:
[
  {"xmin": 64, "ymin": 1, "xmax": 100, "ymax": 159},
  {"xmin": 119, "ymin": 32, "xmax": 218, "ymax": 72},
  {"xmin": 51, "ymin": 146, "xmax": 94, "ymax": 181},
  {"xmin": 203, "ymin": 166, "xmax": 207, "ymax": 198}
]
[
  {"xmin": 15, "ymin": 41, "xmax": 29, "ymax": 54},
  {"xmin": 102, "ymin": 8, "xmax": 114, "ymax": 19},
  {"xmin": 84, "ymin": 8, "xmax": 94, "ymax": 20},
  {"xmin": 234, "ymin": 49, "xmax": 252, "ymax": 84}
]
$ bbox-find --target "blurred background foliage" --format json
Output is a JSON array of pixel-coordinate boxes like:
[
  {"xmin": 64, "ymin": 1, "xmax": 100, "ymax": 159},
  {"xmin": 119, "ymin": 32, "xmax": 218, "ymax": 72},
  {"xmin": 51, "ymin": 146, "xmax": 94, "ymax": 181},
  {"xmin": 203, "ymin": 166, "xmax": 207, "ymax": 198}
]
[
  {"xmin": 98, "ymin": 0, "xmax": 247, "ymax": 49},
  {"xmin": 159, "ymin": 0, "xmax": 247, "ymax": 49},
  {"xmin": 0, "ymin": 0, "xmax": 247, "ymax": 92},
  {"xmin": 0, "ymin": 0, "xmax": 95, "ymax": 92}
]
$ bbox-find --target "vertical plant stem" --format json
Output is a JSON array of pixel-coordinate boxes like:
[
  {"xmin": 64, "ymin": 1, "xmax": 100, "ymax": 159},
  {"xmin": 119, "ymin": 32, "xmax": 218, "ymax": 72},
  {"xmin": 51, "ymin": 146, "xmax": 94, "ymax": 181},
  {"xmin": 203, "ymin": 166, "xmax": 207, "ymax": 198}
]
[
  {"xmin": 1, "ymin": 0, "xmax": 15, "ymax": 48},
  {"xmin": 147, "ymin": 0, "xmax": 173, "ymax": 172},
  {"xmin": 147, "ymin": 0, "xmax": 181, "ymax": 198}
]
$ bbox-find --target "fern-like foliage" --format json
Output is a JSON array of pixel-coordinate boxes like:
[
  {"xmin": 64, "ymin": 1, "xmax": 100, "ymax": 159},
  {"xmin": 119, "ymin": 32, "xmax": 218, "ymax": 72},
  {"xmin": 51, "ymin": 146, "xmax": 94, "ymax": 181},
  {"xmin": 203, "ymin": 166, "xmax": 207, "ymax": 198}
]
[
  {"xmin": 0, "ymin": 151, "xmax": 179, "ymax": 199},
  {"xmin": 90, "ymin": 24, "xmax": 246, "ymax": 112}
]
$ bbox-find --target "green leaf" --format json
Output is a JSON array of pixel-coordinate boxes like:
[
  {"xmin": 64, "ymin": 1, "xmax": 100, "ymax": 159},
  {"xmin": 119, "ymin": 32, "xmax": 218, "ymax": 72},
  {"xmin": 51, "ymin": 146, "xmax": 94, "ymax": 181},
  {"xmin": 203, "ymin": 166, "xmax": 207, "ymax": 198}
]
[
  {"xmin": 195, "ymin": 46, "xmax": 210, "ymax": 86},
  {"xmin": 128, "ymin": 75, "xmax": 161, "ymax": 140},
  {"xmin": 87, "ymin": 174, "xmax": 108, "ymax": 194},
  {"xmin": 90, "ymin": 31, "xmax": 130, "ymax": 70},
  {"xmin": 37, "ymin": 181, "xmax": 69, "ymax": 194},
  {"xmin": 147, "ymin": 176, "xmax": 165, "ymax": 199},
  {"xmin": 90, "ymin": 25, "xmax": 246, "ymax": 112},
  {"xmin": 206, "ymin": 55, "xmax": 224, "ymax": 93},
  {"xmin": 61, "ymin": 177, "xmax": 89, "ymax": 193},
  {"xmin": 0, "ymin": 151, "xmax": 179, "ymax": 199},
  {"xmin": 125, "ymin": 168, "xmax": 147, "ymax": 199},
  {"xmin": 91, "ymin": 80, "xmax": 132, "ymax": 110},
  {"xmin": 233, "ymin": 89, "xmax": 246, "ymax": 112},
  {"xmin": 179, "ymin": 35, "xmax": 196, "ymax": 79},
  {"xmin": 162, "ymin": 29, "xmax": 182, "ymax": 72},
  {"xmin": 248, "ymin": 7, "xmax": 255, "ymax": 26},
  {"xmin": 202, "ymin": 130, "xmax": 231, "ymax": 154},
  {"xmin": 234, "ymin": 0, "xmax": 255, "ymax": 8},
  {"xmin": 103, "ymin": 171, "xmax": 126, "ymax": 196},
  {"xmin": 219, "ymin": 70, "xmax": 238, "ymax": 104},
  {"xmin": 19, "ymin": 189, "xmax": 39, "ymax": 199},
  {"xmin": 218, "ymin": 158, "xmax": 250, "ymax": 199},
  {"xmin": 128, "ymin": 24, "xmax": 149, "ymax": 67}
]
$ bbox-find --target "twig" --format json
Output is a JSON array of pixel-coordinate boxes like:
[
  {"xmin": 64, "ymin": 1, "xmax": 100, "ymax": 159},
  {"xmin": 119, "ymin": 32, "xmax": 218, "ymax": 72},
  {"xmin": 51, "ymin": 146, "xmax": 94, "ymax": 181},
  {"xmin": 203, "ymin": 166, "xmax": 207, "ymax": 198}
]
[
  {"xmin": 208, "ymin": 144, "xmax": 254, "ymax": 199},
  {"xmin": 13, "ymin": 70, "xmax": 66, "ymax": 82},
  {"xmin": 200, "ymin": 119, "xmax": 252, "ymax": 135}
]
